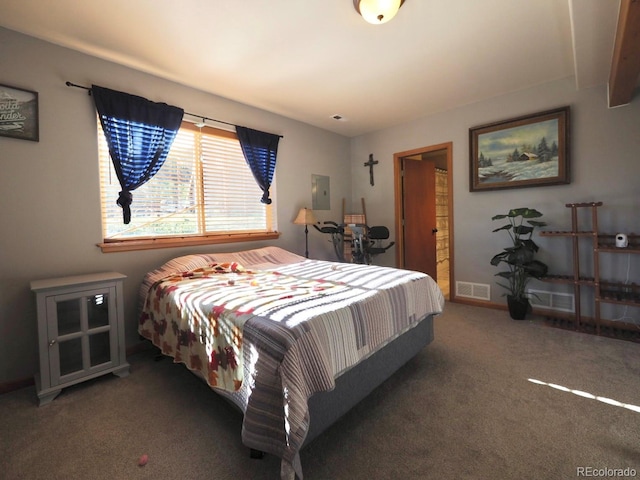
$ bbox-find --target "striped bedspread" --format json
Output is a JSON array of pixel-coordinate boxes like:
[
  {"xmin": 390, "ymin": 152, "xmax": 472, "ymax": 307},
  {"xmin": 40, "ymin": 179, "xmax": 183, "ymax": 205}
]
[{"xmin": 138, "ymin": 247, "xmax": 444, "ymax": 480}]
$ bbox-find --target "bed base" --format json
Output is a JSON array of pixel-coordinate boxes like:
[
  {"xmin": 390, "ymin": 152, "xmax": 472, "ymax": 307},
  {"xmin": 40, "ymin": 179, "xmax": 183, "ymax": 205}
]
[
  {"xmin": 302, "ymin": 314, "xmax": 434, "ymax": 447},
  {"xmin": 246, "ymin": 314, "xmax": 434, "ymax": 460},
  {"xmin": 149, "ymin": 314, "xmax": 434, "ymax": 461}
]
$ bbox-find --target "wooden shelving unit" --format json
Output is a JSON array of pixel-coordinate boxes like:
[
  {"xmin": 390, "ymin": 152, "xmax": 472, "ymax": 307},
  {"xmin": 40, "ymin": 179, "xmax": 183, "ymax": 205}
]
[{"xmin": 539, "ymin": 202, "xmax": 640, "ymax": 340}]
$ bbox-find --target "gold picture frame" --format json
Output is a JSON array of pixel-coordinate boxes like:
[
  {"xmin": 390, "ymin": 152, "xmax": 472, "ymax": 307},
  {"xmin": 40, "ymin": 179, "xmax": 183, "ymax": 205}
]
[{"xmin": 469, "ymin": 106, "xmax": 569, "ymax": 192}]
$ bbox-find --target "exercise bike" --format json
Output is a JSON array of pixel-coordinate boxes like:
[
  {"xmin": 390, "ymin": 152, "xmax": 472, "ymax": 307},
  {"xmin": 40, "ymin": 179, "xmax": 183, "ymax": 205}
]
[
  {"xmin": 348, "ymin": 224, "xmax": 395, "ymax": 265},
  {"xmin": 314, "ymin": 221, "xmax": 394, "ymax": 264},
  {"xmin": 313, "ymin": 221, "xmax": 346, "ymax": 262}
]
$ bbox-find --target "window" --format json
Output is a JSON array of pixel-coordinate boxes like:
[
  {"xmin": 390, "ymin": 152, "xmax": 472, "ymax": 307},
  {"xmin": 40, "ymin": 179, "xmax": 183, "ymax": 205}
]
[{"xmin": 98, "ymin": 121, "xmax": 278, "ymax": 252}]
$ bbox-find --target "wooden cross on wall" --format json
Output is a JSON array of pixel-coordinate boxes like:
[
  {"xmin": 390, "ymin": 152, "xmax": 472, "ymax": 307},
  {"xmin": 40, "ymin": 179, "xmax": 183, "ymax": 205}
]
[{"xmin": 364, "ymin": 154, "xmax": 378, "ymax": 186}]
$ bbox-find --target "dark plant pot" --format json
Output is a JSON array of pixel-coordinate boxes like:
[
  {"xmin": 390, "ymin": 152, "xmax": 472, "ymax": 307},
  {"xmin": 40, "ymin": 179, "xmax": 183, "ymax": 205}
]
[{"xmin": 507, "ymin": 295, "xmax": 530, "ymax": 320}]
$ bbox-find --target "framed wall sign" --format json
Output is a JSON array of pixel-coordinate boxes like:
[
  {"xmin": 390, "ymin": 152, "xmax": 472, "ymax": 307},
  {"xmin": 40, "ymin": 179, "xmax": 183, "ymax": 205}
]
[
  {"xmin": 0, "ymin": 83, "xmax": 39, "ymax": 142},
  {"xmin": 469, "ymin": 106, "xmax": 569, "ymax": 192}
]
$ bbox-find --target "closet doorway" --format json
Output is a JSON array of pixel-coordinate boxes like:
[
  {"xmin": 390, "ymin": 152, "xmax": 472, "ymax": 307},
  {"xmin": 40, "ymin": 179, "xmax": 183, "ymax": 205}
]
[{"xmin": 393, "ymin": 143, "xmax": 453, "ymax": 300}]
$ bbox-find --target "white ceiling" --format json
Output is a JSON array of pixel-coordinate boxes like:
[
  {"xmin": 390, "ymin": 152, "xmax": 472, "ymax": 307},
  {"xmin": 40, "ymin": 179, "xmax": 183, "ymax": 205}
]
[{"xmin": 0, "ymin": 0, "xmax": 621, "ymax": 137}]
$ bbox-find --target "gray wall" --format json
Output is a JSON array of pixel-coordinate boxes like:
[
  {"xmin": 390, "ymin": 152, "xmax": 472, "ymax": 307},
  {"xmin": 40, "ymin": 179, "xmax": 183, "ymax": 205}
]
[
  {"xmin": 350, "ymin": 77, "xmax": 640, "ymax": 318},
  {"xmin": 0, "ymin": 28, "xmax": 351, "ymax": 384},
  {"xmin": 2, "ymin": 25, "xmax": 640, "ymax": 386}
]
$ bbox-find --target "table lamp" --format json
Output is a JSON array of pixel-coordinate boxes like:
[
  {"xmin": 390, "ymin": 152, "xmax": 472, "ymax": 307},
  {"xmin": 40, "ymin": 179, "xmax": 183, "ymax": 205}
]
[{"xmin": 293, "ymin": 207, "xmax": 318, "ymax": 258}]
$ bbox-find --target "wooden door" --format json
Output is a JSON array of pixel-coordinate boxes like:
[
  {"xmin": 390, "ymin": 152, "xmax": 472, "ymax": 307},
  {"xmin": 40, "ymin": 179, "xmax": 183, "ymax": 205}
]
[{"xmin": 402, "ymin": 158, "xmax": 437, "ymax": 278}]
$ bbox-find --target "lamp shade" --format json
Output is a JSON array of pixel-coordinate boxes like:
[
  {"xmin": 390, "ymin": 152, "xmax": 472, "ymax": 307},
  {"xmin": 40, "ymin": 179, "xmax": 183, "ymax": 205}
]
[
  {"xmin": 354, "ymin": 0, "xmax": 404, "ymax": 25},
  {"xmin": 293, "ymin": 208, "xmax": 318, "ymax": 225}
]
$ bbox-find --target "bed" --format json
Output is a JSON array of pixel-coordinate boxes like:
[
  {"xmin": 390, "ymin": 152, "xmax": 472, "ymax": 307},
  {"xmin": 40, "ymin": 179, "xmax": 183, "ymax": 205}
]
[{"xmin": 138, "ymin": 246, "xmax": 444, "ymax": 479}]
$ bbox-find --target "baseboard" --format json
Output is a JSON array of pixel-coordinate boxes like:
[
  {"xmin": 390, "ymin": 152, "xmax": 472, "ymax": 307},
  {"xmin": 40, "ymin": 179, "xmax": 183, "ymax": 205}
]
[
  {"xmin": 538, "ymin": 309, "xmax": 640, "ymax": 342},
  {"xmin": 0, "ymin": 341, "xmax": 153, "ymax": 396},
  {"xmin": 450, "ymin": 297, "xmax": 505, "ymax": 310},
  {"xmin": 454, "ymin": 298, "xmax": 640, "ymax": 342},
  {"xmin": 0, "ymin": 377, "xmax": 35, "ymax": 395}
]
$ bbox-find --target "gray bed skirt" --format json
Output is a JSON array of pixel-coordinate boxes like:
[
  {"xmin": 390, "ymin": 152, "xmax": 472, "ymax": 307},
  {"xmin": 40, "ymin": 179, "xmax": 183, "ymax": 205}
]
[
  {"xmin": 303, "ymin": 313, "xmax": 435, "ymax": 447},
  {"xmin": 173, "ymin": 313, "xmax": 435, "ymax": 455}
]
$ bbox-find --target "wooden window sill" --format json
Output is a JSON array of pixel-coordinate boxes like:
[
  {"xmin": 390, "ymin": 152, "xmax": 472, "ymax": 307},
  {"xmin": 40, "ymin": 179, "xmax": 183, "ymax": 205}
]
[{"xmin": 98, "ymin": 231, "xmax": 280, "ymax": 253}]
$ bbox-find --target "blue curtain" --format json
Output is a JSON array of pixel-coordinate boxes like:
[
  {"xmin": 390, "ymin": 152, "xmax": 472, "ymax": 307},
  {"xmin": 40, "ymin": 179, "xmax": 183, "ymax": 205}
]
[
  {"xmin": 236, "ymin": 126, "xmax": 280, "ymax": 205},
  {"xmin": 92, "ymin": 85, "xmax": 184, "ymax": 224}
]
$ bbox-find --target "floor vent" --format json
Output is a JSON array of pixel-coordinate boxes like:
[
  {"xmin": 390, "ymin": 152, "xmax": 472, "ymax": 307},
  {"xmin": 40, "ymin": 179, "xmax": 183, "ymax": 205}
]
[
  {"xmin": 527, "ymin": 289, "xmax": 575, "ymax": 313},
  {"xmin": 455, "ymin": 281, "xmax": 490, "ymax": 301}
]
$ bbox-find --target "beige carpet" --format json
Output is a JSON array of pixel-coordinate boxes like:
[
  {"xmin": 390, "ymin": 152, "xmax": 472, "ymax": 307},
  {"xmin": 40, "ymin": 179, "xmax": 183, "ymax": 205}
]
[{"xmin": 1, "ymin": 302, "xmax": 639, "ymax": 479}]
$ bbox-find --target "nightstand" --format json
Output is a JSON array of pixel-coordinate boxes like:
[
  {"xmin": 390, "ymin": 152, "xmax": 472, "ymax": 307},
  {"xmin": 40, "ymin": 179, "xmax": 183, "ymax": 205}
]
[{"xmin": 30, "ymin": 272, "xmax": 130, "ymax": 406}]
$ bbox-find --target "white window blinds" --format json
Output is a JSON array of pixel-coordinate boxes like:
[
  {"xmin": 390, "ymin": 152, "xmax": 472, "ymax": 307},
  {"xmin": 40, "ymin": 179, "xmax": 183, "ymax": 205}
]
[{"xmin": 98, "ymin": 121, "xmax": 276, "ymax": 240}]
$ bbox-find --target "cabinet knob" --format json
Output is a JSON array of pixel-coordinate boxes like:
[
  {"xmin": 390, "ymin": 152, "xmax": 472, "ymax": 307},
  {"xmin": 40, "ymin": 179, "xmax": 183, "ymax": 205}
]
[{"xmin": 48, "ymin": 339, "xmax": 56, "ymax": 347}]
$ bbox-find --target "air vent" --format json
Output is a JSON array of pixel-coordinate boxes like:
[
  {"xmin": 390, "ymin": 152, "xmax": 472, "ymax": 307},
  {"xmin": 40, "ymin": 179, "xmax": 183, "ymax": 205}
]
[
  {"xmin": 527, "ymin": 289, "xmax": 575, "ymax": 313},
  {"xmin": 456, "ymin": 281, "xmax": 490, "ymax": 301}
]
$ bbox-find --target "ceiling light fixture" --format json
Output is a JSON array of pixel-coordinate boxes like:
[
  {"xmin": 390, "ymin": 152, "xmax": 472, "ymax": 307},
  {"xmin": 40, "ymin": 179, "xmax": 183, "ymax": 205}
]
[{"xmin": 353, "ymin": 0, "xmax": 405, "ymax": 25}]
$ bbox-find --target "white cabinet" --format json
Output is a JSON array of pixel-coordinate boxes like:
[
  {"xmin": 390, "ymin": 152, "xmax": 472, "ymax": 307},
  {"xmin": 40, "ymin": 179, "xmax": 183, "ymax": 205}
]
[{"xmin": 31, "ymin": 272, "xmax": 130, "ymax": 406}]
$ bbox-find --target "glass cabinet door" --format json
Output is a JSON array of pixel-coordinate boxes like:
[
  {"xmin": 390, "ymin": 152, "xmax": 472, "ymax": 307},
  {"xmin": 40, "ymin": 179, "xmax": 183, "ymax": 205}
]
[
  {"xmin": 86, "ymin": 293, "xmax": 111, "ymax": 367},
  {"xmin": 46, "ymin": 287, "xmax": 117, "ymax": 385},
  {"xmin": 55, "ymin": 298, "xmax": 83, "ymax": 376}
]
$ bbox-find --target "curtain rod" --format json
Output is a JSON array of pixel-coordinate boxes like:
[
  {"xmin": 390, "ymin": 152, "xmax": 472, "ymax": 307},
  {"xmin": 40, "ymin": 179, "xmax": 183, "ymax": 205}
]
[{"xmin": 65, "ymin": 81, "xmax": 283, "ymax": 137}]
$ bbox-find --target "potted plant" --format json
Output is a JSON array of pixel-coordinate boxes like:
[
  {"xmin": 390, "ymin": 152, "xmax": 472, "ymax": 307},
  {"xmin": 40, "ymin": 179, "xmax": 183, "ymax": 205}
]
[{"xmin": 490, "ymin": 207, "xmax": 549, "ymax": 320}]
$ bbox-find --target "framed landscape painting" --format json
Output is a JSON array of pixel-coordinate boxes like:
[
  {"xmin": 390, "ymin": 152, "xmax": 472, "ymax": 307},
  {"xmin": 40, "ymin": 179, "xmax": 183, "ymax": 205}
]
[
  {"xmin": 0, "ymin": 83, "xmax": 39, "ymax": 142},
  {"xmin": 469, "ymin": 106, "xmax": 569, "ymax": 192}
]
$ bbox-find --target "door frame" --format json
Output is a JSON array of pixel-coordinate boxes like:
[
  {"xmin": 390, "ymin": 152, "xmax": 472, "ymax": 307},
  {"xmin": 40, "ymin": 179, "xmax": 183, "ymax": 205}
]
[{"xmin": 393, "ymin": 142, "xmax": 455, "ymax": 300}]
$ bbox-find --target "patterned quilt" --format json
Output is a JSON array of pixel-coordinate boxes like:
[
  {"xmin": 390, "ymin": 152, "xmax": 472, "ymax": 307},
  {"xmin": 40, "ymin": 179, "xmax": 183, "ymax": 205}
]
[{"xmin": 138, "ymin": 247, "xmax": 444, "ymax": 480}]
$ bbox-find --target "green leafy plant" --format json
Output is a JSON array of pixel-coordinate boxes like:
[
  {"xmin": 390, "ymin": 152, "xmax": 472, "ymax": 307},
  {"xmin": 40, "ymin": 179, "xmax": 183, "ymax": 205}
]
[{"xmin": 490, "ymin": 207, "xmax": 548, "ymax": 301}]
